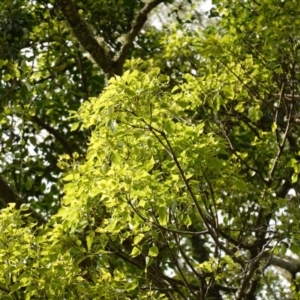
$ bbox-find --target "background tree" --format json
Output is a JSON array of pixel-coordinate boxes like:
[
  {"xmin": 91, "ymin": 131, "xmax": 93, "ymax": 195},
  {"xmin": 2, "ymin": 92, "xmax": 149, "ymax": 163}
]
[
  {"xmin": 0, "ymin": 0, "xmax": 178, "ymax": 215},
  {"xmin": 1, "ymin": 0, "xmax": 300, "ymax": 299}
]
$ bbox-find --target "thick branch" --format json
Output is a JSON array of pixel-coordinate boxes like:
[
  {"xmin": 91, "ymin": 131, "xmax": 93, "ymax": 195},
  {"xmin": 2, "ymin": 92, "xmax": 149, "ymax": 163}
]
[
  {"xmin": 0, "ymin": 176, "xmax": 46, "ymax": 225},
  {"xmin": 269, "ymin": 255, "xmax": 300, "ymax": 277},
  {"xmin": 236, "ymin": 259, "xmax": 260, "ymax": 300},
  {"xmin": 31, "ymin": 115, "xmax": 75, "ymax": 157},
  {"xmin": 55, "ymin": 0, "xmax": 166, "ymax": 79},
  {"xmin": 54, "ymin": 0, "xmax": 114, "ymax": 76},
  {"xmin": 115, "ymin": 0, "xmax": 165, "ymax": 72}
]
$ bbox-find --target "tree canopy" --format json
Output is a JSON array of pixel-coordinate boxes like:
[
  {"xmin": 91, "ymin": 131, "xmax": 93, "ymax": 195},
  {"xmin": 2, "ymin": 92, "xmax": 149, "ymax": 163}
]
[{"xmin": 1, "ymin": 0, "xmax": 300, "ymax": 299}]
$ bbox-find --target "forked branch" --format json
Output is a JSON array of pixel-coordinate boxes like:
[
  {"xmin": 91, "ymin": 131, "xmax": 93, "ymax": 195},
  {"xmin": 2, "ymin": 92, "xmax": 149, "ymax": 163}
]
[{"xmin": 55, "ymin": 0, "xmax": 166, "ymax": 78}]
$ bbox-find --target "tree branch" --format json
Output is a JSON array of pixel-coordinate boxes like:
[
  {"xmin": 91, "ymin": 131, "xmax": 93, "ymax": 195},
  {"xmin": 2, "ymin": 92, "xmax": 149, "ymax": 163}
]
[
  {"xmin": 114, "ymin": 0, "xmax": 166, "ymax": 72},
  {"xmin": 31, "ymin": 115, "xmax": 75, "ymax": 157},
  {"xmin": 268, "ymin": 97, "xmax": 293, "ymax": 180},
  {"xmin": 54, "ymin": 0, "xmax": 114, "ymax": 77},
  {"xmin": 269, "ymin": 255, "xmax": 300, "ymax": 277},
  {"xmin": 0, "ymin": 176, "xmax": 46, "ymax": 225},
  {"xmin": 55, "ymin": 0, "xmax": 166, "ymax": 79},
  {"xmin": 236, "ymin": 259, "xmax": 260, "ymax": 300}
]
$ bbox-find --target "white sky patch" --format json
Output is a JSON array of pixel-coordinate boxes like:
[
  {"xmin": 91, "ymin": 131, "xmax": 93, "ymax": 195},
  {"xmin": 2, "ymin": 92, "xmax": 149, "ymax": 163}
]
[
  {"xmin": 201, "ymin": 0, "xmax": 213, "ymax": 12},
  {"xmin": 151, "ymin": 0, "xmax": 213, "ymax": 29}
]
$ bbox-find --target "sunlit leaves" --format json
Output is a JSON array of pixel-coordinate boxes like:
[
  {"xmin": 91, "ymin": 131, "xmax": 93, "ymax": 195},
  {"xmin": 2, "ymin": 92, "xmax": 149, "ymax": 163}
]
[
  {"xmin": 0, "ymin": 206, "xmax": 83, "ymax": 298},
  {"xmin": 130, "ymin": 246, "xmax": 141, "ymax": 258},
  {"xmin": 3, "ymin": 74, "xmax": 11, "ymax": 81},
  {"xmin": 148, "ymin": 245, "xmax": 159, "ymax": 257},
  {"xmin": 3, "ymin": 0, "xmax": 300, "ymax": 298},
  {"xmin": 57, "ymin": 66, "xmax": 253, "ymax": 298},
  {"xmin": 248, "ymin": 106, "xmax": 263, "ymax": 122}
]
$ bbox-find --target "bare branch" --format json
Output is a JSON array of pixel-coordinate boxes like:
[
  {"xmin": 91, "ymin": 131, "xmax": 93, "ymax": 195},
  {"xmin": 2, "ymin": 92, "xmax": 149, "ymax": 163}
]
[
  {"xmin": 31, "ymin": 115, "xmax": 75, "ymax": 157},
  {"xmin": 269, "ymin": 255, "xmax": 300, "ymax": 277},
  {"xmin": 76, "ymin": 49, "xmax": 89, "ymax": 100},
  {"xmin": 236, "ymin": 259, "xmax": 260, "ymax": 300},
  {"xmin": 115, "ymin": 0, "xmax": 166, "ymax": 71},
  {"xmin": 55, "ymin": 0, "xmax": 166, "ymax": 79},
  {"xmin": 268, "ymin": 98, "xmax": 293, "ymax": 180},
  {"xmin": 54, "ymin": 0, "xmax": 114, "ymax": 77}
]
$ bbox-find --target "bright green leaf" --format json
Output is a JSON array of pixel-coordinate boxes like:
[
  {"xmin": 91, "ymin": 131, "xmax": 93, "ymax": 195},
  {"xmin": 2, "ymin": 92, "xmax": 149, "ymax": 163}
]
[{"xmin": 149, "ymin": 245, "xmax": 159, "ymax": 257}]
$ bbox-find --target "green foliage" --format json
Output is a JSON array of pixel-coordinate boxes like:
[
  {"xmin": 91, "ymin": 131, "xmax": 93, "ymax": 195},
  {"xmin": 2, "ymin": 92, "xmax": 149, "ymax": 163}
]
[
  {"xmin": 2, "ymin": 0, "xmax": 300, "ymax": 299},
  {"xmin": 0, "ymin": 204, "xmax": 145, "ymax": 299}
]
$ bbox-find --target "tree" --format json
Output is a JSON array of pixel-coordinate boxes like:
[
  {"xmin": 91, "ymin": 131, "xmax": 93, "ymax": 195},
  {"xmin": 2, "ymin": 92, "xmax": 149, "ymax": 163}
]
[{"xmin": 1, "ymin": 0, "xmax": 300, "ymax": 299}]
